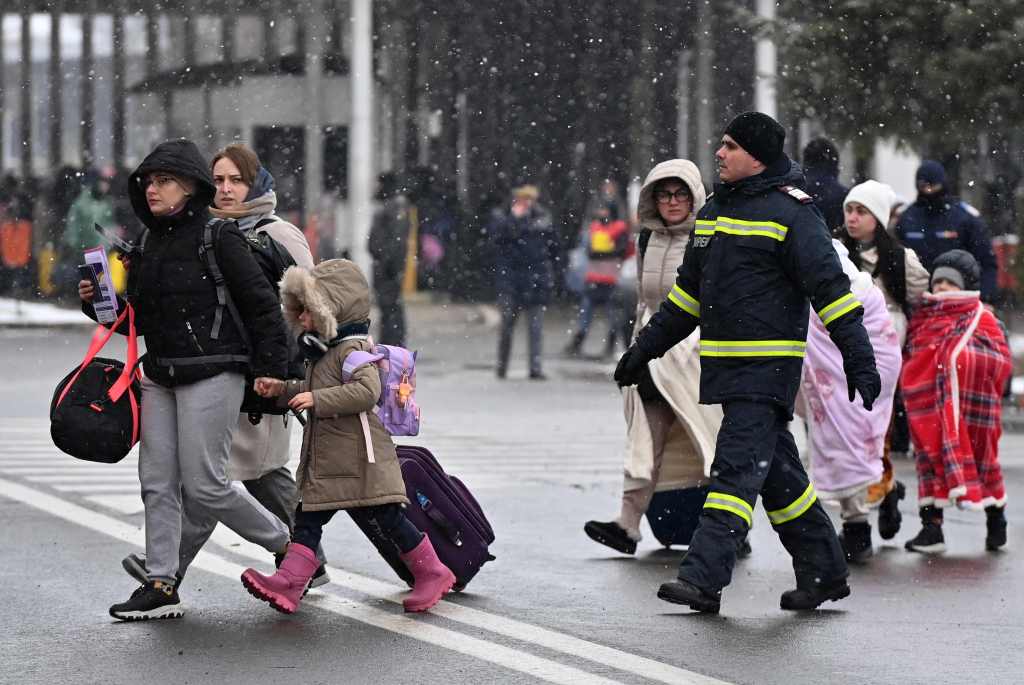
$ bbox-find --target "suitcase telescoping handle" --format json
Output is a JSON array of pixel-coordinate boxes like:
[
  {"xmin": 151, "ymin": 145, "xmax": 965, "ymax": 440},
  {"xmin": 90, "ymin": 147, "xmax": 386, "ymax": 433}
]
[{"xmin": 57, "ymin": 303, "xmax": 140, "ymax": 408}]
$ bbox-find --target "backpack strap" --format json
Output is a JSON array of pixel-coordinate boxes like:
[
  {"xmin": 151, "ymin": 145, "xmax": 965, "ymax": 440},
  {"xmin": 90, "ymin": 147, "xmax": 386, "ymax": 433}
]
[
  {"xmin": 200, "ymin": 218, "xmax": 251, "ymax": 349},
  {"xmin": 341, "ymin": 350, "xmax": 385, "ymax": 384}
]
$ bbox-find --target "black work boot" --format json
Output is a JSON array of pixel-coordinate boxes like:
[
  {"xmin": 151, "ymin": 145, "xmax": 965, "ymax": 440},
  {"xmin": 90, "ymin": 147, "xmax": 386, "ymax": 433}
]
[
  {"xmin": 985, "ymin": 506, "xmax": 1008, "ymax": 551},
  {"xmin": 583, "ymin": 520, "xmax": 637, "ymax": 555},
  {"xmin": 905, "ymin": 506, "xmax": 945, "ymax": 554},
  {"xmin": 877, "ymin": 480, "xmax": 906, "ymax": 540},
  {"xmin": 840, "ymin": 521, "xmax": 874, "ymax": 564},
  {"xmin": 657, "ymin": 579, "xmax": 722, "ymax": 614},
  {"xmin": 780, "ymin": 577, "xmax": 850, "ymax": 611}
]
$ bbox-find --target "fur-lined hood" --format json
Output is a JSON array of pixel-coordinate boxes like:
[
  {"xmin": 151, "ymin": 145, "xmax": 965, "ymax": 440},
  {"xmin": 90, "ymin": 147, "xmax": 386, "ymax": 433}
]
[{"xmin": 279, "ymin": 259, "xmax": 371, "ymax": 338}]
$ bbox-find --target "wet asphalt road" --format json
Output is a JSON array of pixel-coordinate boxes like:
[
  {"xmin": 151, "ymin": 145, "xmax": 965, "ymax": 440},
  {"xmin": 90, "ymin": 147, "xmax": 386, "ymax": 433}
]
[{"xmin": 1, "ymin": 311, "xmax": 1022, "ymax": 685}]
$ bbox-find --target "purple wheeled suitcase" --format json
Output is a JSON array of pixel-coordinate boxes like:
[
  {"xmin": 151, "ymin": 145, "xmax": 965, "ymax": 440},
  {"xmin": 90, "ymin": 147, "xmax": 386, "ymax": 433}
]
[{"xmin": 355, "ymin": 445, "xmax": 495, "ymax": 591}]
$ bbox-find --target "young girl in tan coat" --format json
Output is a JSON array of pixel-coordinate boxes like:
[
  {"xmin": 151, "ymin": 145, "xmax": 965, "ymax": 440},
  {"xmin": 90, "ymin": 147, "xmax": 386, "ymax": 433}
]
[{"xmin": 242, "ymin": 259, "xmax": 455, "ymax": 614}]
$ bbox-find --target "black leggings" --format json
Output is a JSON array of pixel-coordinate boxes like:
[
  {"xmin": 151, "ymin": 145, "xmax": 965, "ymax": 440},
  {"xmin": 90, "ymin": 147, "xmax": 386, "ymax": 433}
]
[{"xmin": 293, "ymin": 502, "xmax": 423, "ymax": 554}]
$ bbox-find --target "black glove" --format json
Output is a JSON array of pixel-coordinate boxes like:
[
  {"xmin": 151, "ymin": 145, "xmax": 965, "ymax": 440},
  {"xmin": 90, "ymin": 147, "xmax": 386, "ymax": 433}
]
[
  {"xmin": 845, "ymin": 360, "xmax": 881, "ymax": 411},
  {"xmin": 614, "ymin": 346, "xmax": 650, "ymax": 387}
]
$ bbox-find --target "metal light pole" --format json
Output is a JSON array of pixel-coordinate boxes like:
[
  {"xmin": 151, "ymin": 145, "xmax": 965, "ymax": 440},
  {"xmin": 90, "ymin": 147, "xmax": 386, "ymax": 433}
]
[
  {"xmin": 348, "ymin": 0, "xmax": 374, "ymax": 278},
  {"xmin": 754, "ymin": 0, "xmax": 778, "ymax": 118}
]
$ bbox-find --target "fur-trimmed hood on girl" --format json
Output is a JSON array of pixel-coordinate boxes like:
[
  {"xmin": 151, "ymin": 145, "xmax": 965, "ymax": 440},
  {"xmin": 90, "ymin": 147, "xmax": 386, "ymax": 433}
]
[{"xmin": 280, "ymin": 259, "xmax": 371, "ymax": 338}]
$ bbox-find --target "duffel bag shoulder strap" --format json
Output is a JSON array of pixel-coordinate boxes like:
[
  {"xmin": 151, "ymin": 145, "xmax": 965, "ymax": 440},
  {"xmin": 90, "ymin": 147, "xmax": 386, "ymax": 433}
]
[
  {"xmin": 56, "ymin": 303, "xmax": 132, "ymax": 408},
  {"xmin": 108, "ymin": 303, "xmax": 140, "ymax": 403}
]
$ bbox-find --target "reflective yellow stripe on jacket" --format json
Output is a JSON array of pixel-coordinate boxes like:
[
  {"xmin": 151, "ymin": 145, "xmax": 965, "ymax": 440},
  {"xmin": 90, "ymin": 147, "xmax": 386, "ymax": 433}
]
[
  {"xmin": 766, "ymin": 483, "xmax": 817, "ymax": 525},
  {"xmin": 703, "ymin": 491, "xmax": 753, "ymax": 527},
  {"xmin": 816, "ymin": 292, "xmax": 863, "ymax": 327},
  {"xmin": 666, "ymin": 284, "xmax": 700, "ymax": 318},
  {"xmin": 695, "ymin": 216, "xmax": 789, "ymax": 242},
  {"xmin": 699, "ymin": 340, "xmax": 806, "ymax": 358}
]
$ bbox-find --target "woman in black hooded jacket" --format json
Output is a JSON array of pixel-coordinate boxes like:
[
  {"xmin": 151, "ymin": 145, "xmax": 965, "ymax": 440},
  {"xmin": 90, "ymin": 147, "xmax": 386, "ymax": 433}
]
[{"xmin": 79, "ymin": 139, "xmax": 291, "ymax": 621}]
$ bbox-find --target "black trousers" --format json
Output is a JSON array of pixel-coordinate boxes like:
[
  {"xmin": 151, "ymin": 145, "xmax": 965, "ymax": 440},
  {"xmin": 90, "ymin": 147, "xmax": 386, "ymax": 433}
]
[
  {"xmin": 293, "ymin": 502, "xmax": 423, "ymax": 555},
  {"xmin": 678, "ymin": 400, "xmax": 847, "ymax": 593}
]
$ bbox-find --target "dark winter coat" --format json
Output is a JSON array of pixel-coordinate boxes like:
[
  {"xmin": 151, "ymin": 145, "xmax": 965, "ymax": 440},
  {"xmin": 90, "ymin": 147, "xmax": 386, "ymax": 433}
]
[
  {"xmin": 634, "ymin": 156, "xmax": 876, "ymax": 413},
  {"xmin": 85, "ymin": 139, "xmax": 288, "ymax": 387},
  {"xmin": 895, "ymin": 193, "xmax": 997, "ymax": 301},
  {"xmin": 804, "ymin": 166, "xmax": 848, "ymax": 235},
  {"xmin": 368, "ymin": 196, "xmax": 410, "ymax": 277},
  {"xmin": 488, "ymin": 203, "xmax": 558, "ymax": 306}
]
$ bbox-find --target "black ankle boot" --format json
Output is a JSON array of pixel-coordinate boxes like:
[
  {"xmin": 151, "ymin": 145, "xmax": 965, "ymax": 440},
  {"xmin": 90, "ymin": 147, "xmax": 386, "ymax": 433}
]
[
  {"xmin": 877, "ymin": 480, "xmax": 905, "ymax": 540},
  {"xmin": 840, "ymin": 521, "xmax": 874, "ymax": 564},
  {"xmin": 905, "ymin": 506, "xmax": 945, "ymax": 554},
  {"xmin": 985, "ymin": 506, "xmax": 1007, "ymax": 551},
  {"xmin": 657, "ymin": 579, "xmax": 722, "ymax": 614},
  {"xmin": 780, "ymin": 577, "xmax": 850, "ymax": 611}
]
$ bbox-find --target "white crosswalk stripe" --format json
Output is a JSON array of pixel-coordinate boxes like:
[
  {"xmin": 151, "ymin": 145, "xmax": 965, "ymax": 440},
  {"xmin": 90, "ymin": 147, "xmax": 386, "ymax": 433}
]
[{"xmin": 0, "ymin": 416, "xmax": 625, "ymax": 506}]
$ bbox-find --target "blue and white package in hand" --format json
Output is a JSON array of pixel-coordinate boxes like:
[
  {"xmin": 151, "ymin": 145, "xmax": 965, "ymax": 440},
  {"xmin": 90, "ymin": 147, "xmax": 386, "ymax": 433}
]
[{"xmin": 83, "ymin": 247, "xmax": 119, "ymax": 324}]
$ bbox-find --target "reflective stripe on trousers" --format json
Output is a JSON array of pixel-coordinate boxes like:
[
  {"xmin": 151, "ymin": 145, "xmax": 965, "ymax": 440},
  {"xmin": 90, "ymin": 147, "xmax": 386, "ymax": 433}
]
[
  {"xmin": 766, "ymin": 482, "xmax": 818, "ymax": 525},
  {"xmin": 702, "ymin": 491, "xmax": 754, "ymax": 527}
]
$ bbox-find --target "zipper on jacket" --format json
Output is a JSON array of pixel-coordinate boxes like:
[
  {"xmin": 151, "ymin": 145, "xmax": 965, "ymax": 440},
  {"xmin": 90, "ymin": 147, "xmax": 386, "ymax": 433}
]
[{"xmin": 185, "ymin": 320, "xmax": 205, "ymax": 354}]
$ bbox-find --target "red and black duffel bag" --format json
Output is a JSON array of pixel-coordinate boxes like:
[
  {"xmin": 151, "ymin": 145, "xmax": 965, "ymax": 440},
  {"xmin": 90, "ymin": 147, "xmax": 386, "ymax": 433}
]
[{"xmin": 50, "ymin": 304, "xmax": 141, "ymax": 463}]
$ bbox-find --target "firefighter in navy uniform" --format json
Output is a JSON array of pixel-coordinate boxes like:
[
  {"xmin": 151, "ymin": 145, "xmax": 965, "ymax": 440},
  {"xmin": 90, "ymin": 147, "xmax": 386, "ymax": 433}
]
[{"xmin": 615, "ymin": 112, "xmax": 881, "ymax": 614}]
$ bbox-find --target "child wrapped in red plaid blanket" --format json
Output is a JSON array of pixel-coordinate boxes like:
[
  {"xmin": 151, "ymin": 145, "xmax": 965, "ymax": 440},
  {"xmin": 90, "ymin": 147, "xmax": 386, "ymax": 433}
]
[{"xmin": 901, "ymin": 249, "xmax": 1011, "ymax": 553}]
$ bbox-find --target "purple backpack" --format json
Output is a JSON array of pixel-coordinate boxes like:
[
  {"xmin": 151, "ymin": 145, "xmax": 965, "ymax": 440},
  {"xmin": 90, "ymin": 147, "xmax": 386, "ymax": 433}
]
[{"xmin": 342, "ymin": 344, "xmax": 420, "ymax": 436}]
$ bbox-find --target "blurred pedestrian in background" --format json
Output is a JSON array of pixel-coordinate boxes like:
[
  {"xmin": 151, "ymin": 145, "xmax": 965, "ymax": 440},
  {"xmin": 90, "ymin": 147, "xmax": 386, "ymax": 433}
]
[
  {"xmin": 489, "ymin": 184, "xmax": 558, "ymax": 380},
  {"xmin": 802, "ymin": 137, "xmax": 848, "ymax": 235},
  {"xmin": 896, "ymin": 160, "xmax": 998, "ymax": 302},
  {"xmin": 564, "ymin": 200, "xmax": 631, "ymax": 358},
  {"xmin": 368, "ymin": 171, "xmax": 410, "ymax": 346}
]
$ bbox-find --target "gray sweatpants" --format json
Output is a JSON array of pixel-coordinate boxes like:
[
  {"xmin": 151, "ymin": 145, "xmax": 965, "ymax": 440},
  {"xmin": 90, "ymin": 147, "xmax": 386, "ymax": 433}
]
[
  {"xmin": 139, "ymin": 373, "xmax": 290, "ymax": 583},
  {"xmin": 177, "ymin": 465, "xmax": 327, "ymax": 575}
]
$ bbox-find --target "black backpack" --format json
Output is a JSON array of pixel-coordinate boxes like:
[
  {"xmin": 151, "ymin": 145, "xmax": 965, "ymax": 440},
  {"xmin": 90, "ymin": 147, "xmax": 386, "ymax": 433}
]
[{"xmin": 199, "ymin": 218, "xmax": 305, "ymax": 422}]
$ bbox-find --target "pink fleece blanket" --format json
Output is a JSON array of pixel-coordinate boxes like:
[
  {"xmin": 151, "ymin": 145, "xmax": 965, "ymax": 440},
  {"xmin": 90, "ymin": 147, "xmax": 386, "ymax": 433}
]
[{"xmin": 801, "ymin": 266, "xmax": 902, "ymax": 497}]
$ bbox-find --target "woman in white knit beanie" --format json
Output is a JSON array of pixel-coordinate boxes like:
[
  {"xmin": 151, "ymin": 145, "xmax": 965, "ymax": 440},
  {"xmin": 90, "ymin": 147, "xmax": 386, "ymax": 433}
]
[{"xmin": 840, "ymin": 180, "xmax": 930, "ymax": 345}]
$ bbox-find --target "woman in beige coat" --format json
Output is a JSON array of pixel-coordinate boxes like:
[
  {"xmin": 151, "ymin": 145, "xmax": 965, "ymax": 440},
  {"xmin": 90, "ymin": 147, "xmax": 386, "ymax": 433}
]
[
  {"xmin": 585, "ymin": 160, "xmax": 724, "ymax": 554},
  {"xmin": 242, "ymin": 259, "xmax": 456, "ymax": 614}
]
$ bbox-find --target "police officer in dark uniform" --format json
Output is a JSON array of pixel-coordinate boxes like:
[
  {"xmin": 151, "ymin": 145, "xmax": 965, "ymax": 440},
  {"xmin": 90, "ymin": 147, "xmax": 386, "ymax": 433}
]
[
  {"xmin": 615, "ymin": 112, "xmax": 881, "ymax": 614},
  {"xmin": 895, "ymin": 160, "xmax": 998, "ymax": 302}
]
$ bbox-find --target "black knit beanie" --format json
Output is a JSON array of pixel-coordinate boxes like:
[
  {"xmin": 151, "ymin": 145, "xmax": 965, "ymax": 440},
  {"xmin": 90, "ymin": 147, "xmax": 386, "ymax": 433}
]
[{"xmin": 724, "ymin": 112, "xmax": 786, "ymax": 166}]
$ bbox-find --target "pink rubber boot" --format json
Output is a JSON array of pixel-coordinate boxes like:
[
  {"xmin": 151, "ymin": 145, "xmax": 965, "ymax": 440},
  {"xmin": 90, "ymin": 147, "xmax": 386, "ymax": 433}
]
[
  {"xmin": 399, "ymin": 535, "xmax": 456, "ymax": 612},
  {"xmin": 241, "ymin": 543, "xmax": 318, "ymax": 614}
]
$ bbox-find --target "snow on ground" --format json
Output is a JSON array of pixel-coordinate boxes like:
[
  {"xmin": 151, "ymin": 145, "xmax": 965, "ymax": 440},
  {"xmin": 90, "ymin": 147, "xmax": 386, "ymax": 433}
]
[{"xmin": 0, "ymin": 298, "xmax": 91, "ymax": 327}]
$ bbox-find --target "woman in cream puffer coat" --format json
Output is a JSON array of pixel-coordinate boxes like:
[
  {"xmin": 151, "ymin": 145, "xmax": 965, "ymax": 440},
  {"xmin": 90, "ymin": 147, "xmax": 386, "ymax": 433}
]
[{"xmin": 584, "ymin": 159, "xmax": 723, "ymax": 554}]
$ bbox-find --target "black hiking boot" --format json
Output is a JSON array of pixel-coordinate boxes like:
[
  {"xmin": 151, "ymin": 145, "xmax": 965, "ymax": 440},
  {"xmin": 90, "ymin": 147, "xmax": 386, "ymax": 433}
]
[
  {"xmin": 985, "ymin": 506, "xmax": 1008, "ymax": 551},
  {"xmin": 109, "ymin": 581, "xmax": 183, "ymax": 621},
  {"xmin": 905, "ymin": 506, "xmax": 945, "ymax": 554},
  {"xmin": 839, "ymin": 521, "xmax": 874, "ymax": 564},
  {"xmin": 877, "ymin": 480, "xmax": 905, "ymax": 540},
  {"xmin": 583, "ymin": 520, "xmax": 637, "ymax": 555},
  {"xmin": 780, "ymin": 578, "xmax": 850, "ymax": 611},
  {"xmin": 657, "ymin": 579, "xmax": 721, "ymax": 614}
]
